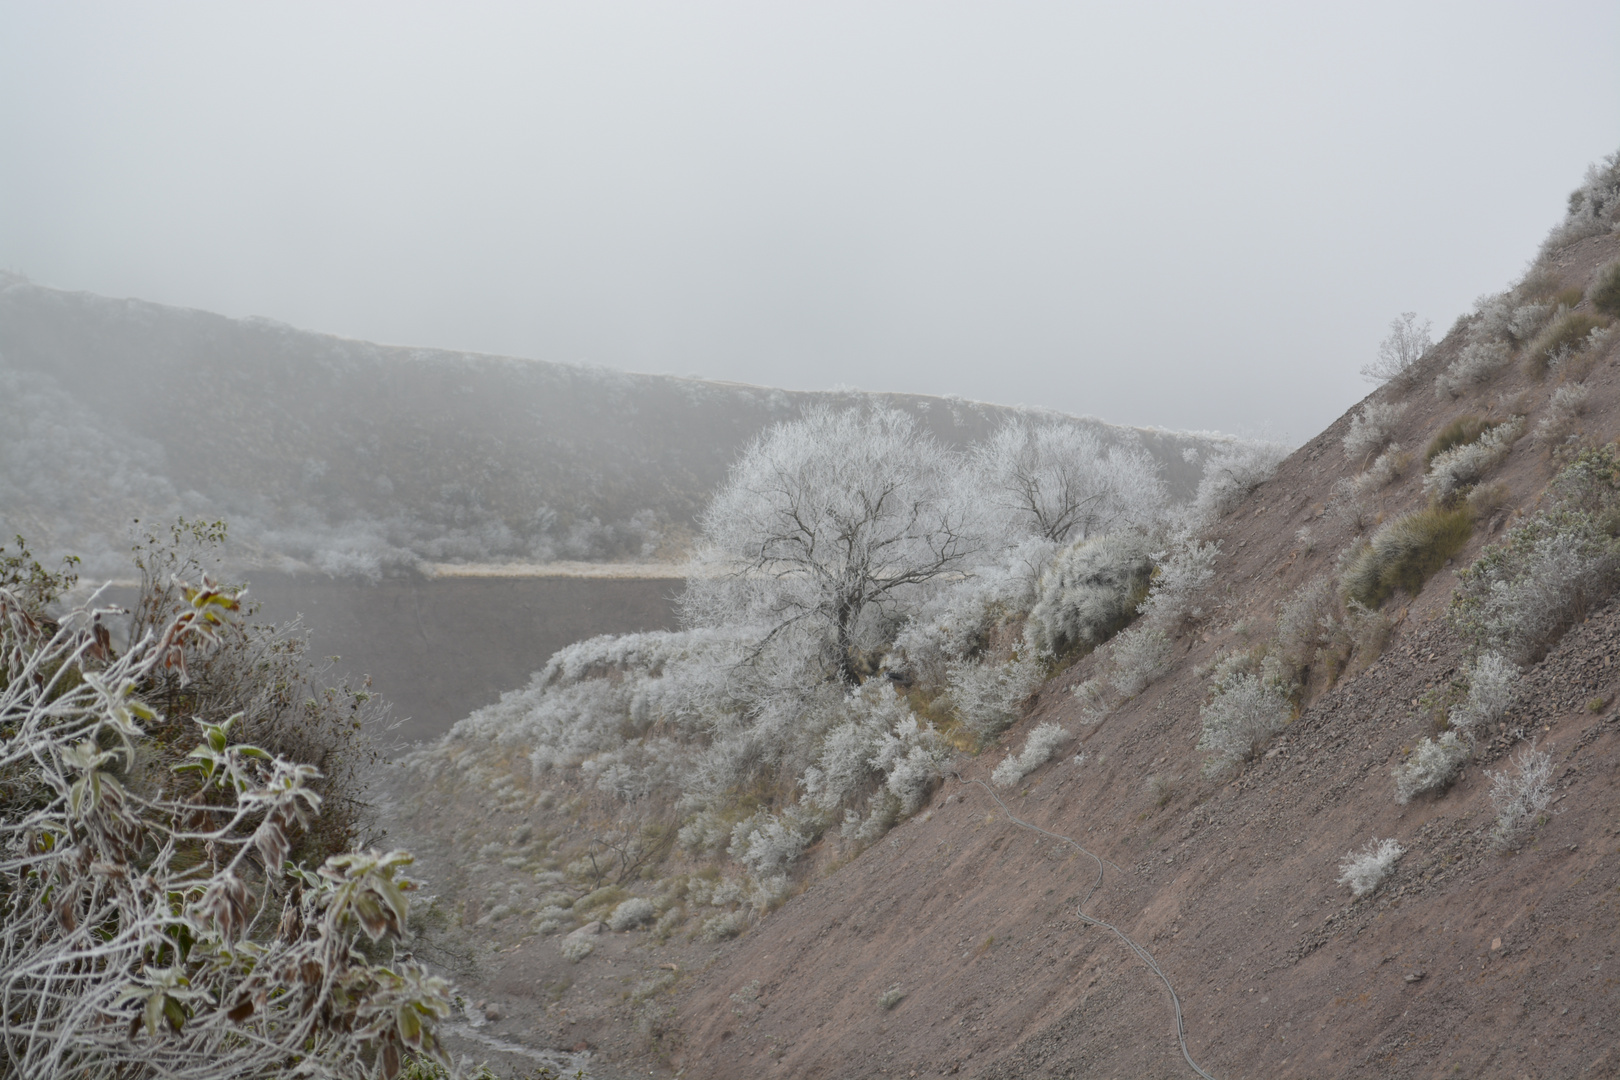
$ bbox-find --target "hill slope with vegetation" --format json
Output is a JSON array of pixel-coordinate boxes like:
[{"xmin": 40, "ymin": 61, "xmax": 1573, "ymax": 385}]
[
  {"xmin": 0, "ymin": 278, "xmax": 1226, "ymax": 580},
  {"xmin": 389, "ymin": 149, "xmax": 1620, "ymax": 1078}
]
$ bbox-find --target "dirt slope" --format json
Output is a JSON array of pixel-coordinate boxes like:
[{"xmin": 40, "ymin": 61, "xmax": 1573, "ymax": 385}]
[{"xmin": 664, "ymin": 233, "xmax": 1620, "ymax": 1079}]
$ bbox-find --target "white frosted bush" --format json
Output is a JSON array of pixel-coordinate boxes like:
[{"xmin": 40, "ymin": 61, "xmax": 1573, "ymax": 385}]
[
  {"xmin": 608, "ymin": 897, "xmax": 658, "ymax": 931},
  {"xmin": 561, "ymin": 936, "xmax": 596, "ymax": 963},
  {"xmin": 730, "ymin": 811, "xmax": 811, "ymax": 879},
  {"xmin": 869, "ymin": 713, "xmax": 950, "ymax": 813},
  {"xmin": 890, "ymin": 536, "xmax": 1054, "ymax": 685},
  {"xmin": 1109, "ymin": 624, "xmax": 1173, "ymax": 697},
  {"xmin": 1456, "ymin": 530, "xmax": 1618, "ymax": 664},
  {"xmin": 1488, "ymin": 742, "xmax": 1554, "ymax": 847},
  {"xmin": 1507, "ymin": 302, "xmax": 1553, "ymax": 342},
  {"xmin": 1343, "ymin": 401, "xmax": 1407, "ymax": 462},
  {"xmin": 699, "ymin": 911, "xmax": 747, "ymax": 942},
  {"xmin": 1196, "ymin": 674, "xmax": 1291, "ymax": 775},
  {"xmin": 1273, "ymin": 575, "xmax": 1336, "ymax": 678},
  {"xmin": 1392, "ymin": 731, "xmax": 1468, "ymax": 803},
  {"xmin": 991, "ymin": 722, "xmax": 1072, "ymax": 788},
  {"xmin": 1071, "ymin": 677, "xmax": 1108, "ymax": 724},
  {"xmin": 1422, "ymin": 417, "xmax": 1523, "ymax": 501},
  {"xmin": 1539, "ymin": 149, "xmax": 1620, "ymax": 254},
  {"xmin": 1532, "ymin": 382, "xmax": 1591, "ymax": 449},
  {"xmin": 1189, "ymin": 440, "xmax": 1290, "ymax": 523},
  {"xmin": 1337, "ymin": 838, "xmax": 1405, "ymax": 898},
  {"xmin": 1025, "ymin": 531, "xmax": 1155, "ymax": 654},
  {"xmin": 1353, "ymin": 444, "xmax": 1407, "ymax": 495},
  {"xmin": 1135, "ymin": 539, "xmax": 1219, "ymax": 626},
  {"xmin": 1361, "ymin": 312, "xmax": 1433, "ymax": 386},
  {"xmin": 1436, "ymin": 341, "xmax": 1511, "ymax": 398},
  {"xmin": 1449, "ymin": 652, "xmax": 1517, "ymax": 731},
  {"xmin": 946, "ymin": 655, "xmax": 1045, "ymax": 738}
]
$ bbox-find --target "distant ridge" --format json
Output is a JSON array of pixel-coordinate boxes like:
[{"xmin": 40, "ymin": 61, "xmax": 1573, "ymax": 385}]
[{"xmin": 0, "ymin": 274, "xmax": 1238, "ymax": 578}]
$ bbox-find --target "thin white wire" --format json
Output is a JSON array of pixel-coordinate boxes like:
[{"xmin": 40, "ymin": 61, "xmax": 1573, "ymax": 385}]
[{"xmin": 959, "ymin": 774, "xmax": 1219, "ymax": 1080}]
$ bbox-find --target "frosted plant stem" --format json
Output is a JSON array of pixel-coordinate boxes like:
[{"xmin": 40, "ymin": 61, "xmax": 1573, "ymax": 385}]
[{"xmin": 957, "ymin": 775, "xmax": 1219, "ymax": 1080}]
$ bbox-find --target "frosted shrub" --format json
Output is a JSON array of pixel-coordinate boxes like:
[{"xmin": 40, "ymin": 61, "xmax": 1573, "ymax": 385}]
[
  {"xmin": 1025, "ymin": 531, "xmax": 1155, "ymax": 654},
  {"xmin": 1071, "ymin": 677, "xmax": 1109, "ymax": 724},
  {"xmin": 1109, "ymin": 624, "xmax": 1173, "ymax": 697},
  {"xmin": 730, "ymin": 811, "xmax": 811, "ymax": 879},
  {"xmin": 1449, "ymin": 652, "xmax": 1517, "ymax": 730},
  {"xmin": 1196, "ymin": 674, "xmax": 1291, "ymax": 776},
  {"xmin": 1361, "ymin": 312, "xmax": 1433, "ymax": 387},
  {"xmin": 1343, "ymin": 401, "xmax": 1408, "ymax": 462},
  {"xmin": 946, "ymin": 655, "xmax": 1044, "ymax": 738},
  {"xmin": 1189, "ymin": 440, "xmax": 1290, "ymax": 523},
  {"xmin": 1134, "ymin": 539, "xmax": 1220, "ymax": 627},
  {"xmin": 561, "ymin": 936, "xmax": 596, "ymax": 963},
  {"xmin": 1488, "ymin": 742, "xmax": 1554, "ymax": 847},
  {"xmin": 1436, "ymin": 341, "xmax": 1512, "ymax": 398},
  {"xmin": 1507, "ymin": 303, "xmax": 1553, "ymax": 343},
  {"xmin": 890, "ymin": 536, "xmax": 1054, "ymax": 685},
  {"xmin": 608, "ymin": 897, "xmax": 658, "ymax": 931},
  {"xmin": 1353, "ymin": 444, "xmax": 1408, "ymax": 496},
  {"xmin": 1538, "ymin": 148, "xmax": 1620, "ymax": 255},
  {"xmin": 531, "ymin": 906, "xmax": 573, "ymax": 935},
  {"xmin": 1329, "ymin": 476, "xmax": 1371, "ymax": 531},
  {"xmin": 699, "ymin": 911, "xmax": 748, "ymax": 942},
  {"xmin": 1392, "ymin": 731, "xmax": 1468, "ymax": 803},
  {"xmin": 1453, "ymin": 528, "xmax": 1618, "ymax": 664},
  {"xmin": 1422, "ymin": 417, "xmax": 1523, "ymax": 501},
  {"xmin": 1532, "ymin": 382, "xmax": 1591, "ymax": 449},
  {"xmin": 870, "ymin": 713, "xmax": 950, "ymax": 813},
  {"xmin": 991, "ymin": 722, "xmax": 1072, "ymax": 788},
  {"xmin": 1337, "ymin": 838, "xmax": 1405, "ymax": 898}
]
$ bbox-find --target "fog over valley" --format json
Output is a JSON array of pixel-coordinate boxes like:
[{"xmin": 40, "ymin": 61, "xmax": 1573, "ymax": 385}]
[{"xmin": 3, "ymin": 5, "xmax": 1619, "ymax": 1080}]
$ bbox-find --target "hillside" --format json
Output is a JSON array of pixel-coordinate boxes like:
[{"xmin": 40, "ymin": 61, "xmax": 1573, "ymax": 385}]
[
  {"xmin": 384, "ymin": 152, "xmax": 1620, "ymax": 1079},
  {"xmin": 0, "ymin": 277, "xmax": 1222, "ymax": 580},
  {"xmin": 656, "ymin": 163, "xmax": 1620, "ymax": 1078}
]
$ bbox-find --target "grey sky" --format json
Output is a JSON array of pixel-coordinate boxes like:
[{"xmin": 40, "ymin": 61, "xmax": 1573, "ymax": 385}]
[{"xmin": 2, "ymin": 2, "xmax": 1617, "ymax": 442}]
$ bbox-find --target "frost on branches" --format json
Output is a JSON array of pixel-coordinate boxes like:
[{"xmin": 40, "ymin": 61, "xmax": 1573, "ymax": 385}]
[{"xmin": 0, "ymin": 578, "xmax": 449, "ymax": 1080}]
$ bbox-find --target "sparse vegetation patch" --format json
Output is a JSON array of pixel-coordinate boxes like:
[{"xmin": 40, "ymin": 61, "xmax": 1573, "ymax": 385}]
[{"xmin": 1340, "ymin": 505, "xmax": 1473, "ymax": 608}]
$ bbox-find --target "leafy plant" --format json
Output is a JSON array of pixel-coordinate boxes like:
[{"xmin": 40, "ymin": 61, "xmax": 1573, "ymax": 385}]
[{"xmin": 0, "ymin": 579, "xmax": 449, "ymax": 1079}]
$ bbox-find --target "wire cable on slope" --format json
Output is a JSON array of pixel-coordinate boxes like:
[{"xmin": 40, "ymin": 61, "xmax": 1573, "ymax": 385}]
[{"xmin": 957, "ymin": 775, "xmax": 1219, "ymax": 1080}]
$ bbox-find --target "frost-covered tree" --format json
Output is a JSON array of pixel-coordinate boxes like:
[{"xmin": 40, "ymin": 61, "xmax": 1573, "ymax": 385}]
[
  {"xmin": 1361, "ymin": 312, "xmax": 1433, "ymax": 386},
  {"xmin": 684, "ymin": 406, "xmax": 981, "ymax": 684},
  {"xmin": 973, "ymin": 421, "xmax": 1166, "ymax": 544}
]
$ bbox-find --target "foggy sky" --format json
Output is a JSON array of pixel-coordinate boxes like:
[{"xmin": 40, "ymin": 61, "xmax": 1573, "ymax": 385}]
[{"xmin": 2, "ymin": 2, "xmax": 1617, "ymax": 443}]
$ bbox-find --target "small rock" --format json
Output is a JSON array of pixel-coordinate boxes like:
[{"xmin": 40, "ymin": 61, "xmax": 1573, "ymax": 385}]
[
  {"xmin": 568, "ymin": 921, "xmax": 605, "ymax": 938},
  {"xmin": 1492, "ymin": 937, "xmax": 1503, "ymax": 951},
  {"xmin": 1404, "ymin": 971, "xmax": 1425, "ymax": 983},
  {"xmin": 482, "ymin": 1003, "xmax": 502, "ymax": 1021}
]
